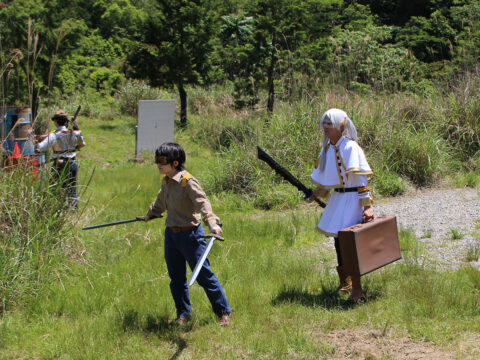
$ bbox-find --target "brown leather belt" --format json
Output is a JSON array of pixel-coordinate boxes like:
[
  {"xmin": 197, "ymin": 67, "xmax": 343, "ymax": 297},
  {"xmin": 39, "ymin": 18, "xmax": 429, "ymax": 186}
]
[{"xmin": 167, "ymin": 225, "xmax": 196, "ymax": 233}]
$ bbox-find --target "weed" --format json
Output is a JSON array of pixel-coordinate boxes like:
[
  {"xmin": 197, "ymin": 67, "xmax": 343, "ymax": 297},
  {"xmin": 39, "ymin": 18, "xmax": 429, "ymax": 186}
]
[
  {"xmin": 465, "ymin": 243, "xmax": 480, "ymax": 262},
  {"xmin": 454, "ymin": 171, "xmax": 480, "ymax": 188},
  {"xmin": 450, "ymin": 228, "xmax": 464, "ymax": 240},
  {"xmin": 421, "ymin": 229, "xmax": 433, "ymax": 239}
]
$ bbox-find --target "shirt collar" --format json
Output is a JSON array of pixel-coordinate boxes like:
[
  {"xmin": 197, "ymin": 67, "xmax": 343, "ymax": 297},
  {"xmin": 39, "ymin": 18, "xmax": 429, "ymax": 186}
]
[
  {"xmin": 170, "ymin": 169, "xmax": 186, "ymax": 183},
  {"xmin": 56, "ymin": 126, "xmax": 68, "ymax": 131}
]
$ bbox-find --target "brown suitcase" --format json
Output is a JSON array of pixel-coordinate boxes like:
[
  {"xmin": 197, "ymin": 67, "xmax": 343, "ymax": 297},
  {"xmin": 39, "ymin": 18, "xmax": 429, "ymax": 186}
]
[{"xmin": 338, "ymin": 215, "xmax": 401, "ymax": 276}]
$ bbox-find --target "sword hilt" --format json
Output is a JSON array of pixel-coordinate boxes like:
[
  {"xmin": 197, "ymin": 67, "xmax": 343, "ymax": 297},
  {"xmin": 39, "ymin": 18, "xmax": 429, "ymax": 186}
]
[{"xmin": 201, "ymin": 234, "xmax": 225, "ymax": 241}]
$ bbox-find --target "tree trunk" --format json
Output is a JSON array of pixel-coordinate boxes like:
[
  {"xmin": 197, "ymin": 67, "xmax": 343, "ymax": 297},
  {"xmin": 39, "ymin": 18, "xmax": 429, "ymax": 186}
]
[
  {"xmin": 267, "ymin": 44, "xmax": 276, "ymax": 113},
  {"xmin": 178, "ymin": 82, "xmax": 187, "ymax": 127}
]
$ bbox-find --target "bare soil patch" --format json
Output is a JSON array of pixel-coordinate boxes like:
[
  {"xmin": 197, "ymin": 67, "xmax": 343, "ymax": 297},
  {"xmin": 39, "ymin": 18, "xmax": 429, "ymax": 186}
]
[{"xmin": 323, "ymin": 329, "xmax": 458, "ymax": 360}]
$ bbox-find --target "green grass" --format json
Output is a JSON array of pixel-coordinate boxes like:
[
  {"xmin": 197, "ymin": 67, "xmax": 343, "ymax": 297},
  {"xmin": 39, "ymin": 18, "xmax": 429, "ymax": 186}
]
[
  {"xmin": 1, "ymin": 96, "xmax": 480, "ymax": 359},
  {"xmin": 466, "ymin": 243, "xmax": 480, "ymax": 262},
  {"xmin": 2, "ymin": 202, "xmax": 479, "ymax": 358},
  {"xmin": 450, "ymin": 228, "xmax": 464, "ymax": 240}
]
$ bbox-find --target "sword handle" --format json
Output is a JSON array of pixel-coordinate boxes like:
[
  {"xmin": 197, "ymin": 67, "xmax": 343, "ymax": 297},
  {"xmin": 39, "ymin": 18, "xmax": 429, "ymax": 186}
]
[
  {"xmin": 200, "ymin": 234, "xmax": 225, "ymax": 241},
  {"xmin": 312, "ymin": 196, "xmax": 326, "ymax": 208}
]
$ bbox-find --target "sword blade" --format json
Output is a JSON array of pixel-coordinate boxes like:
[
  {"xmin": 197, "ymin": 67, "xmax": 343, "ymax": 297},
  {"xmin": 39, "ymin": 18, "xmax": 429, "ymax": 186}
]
[
  {"xmin": 257, "ymin": 146, "xmax": 326, "ymax": 208},
  {"xmin": 188, "ymin": 236, "xmax": 216, "ymax": 287},
  {"xmin": 82, "ymin": 218, "xmax": 140, "ymax": 230}
]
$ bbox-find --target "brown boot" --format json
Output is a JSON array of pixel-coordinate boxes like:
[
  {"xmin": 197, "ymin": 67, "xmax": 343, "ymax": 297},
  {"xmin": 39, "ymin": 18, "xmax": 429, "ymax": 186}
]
[
  {"xmin": 347, "ymin": 276, "xmax": 364, "ymax": 302},
  {"xmin": 336, "ymin": 266, "xmax": 352, "ymax": 294},
  {"xmin": 219, "ymin": 313, "xmax": 232, "ymax": 327}
]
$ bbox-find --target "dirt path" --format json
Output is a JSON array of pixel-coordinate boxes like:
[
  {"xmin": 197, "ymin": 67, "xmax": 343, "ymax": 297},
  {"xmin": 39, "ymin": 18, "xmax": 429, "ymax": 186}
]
[{"xmin": 321, "ymin": 329, "xmax": 479, "ymax": 360}]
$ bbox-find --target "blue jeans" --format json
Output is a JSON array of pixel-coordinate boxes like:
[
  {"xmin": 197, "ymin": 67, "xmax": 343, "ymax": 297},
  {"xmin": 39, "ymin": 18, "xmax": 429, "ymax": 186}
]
[
  {"xmin": 54, "ymin": 158, "xmax": 78, "ymax": 208},
  {"xmin": 164, "ymin": 224, "xmax": 231, "ymax": 319}
]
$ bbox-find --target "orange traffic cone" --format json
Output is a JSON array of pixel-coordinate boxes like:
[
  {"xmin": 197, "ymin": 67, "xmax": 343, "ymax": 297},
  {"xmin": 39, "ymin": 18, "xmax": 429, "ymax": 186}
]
[{"xmin": 12, "ymin": 142, "xmax": 23, "ymax": 159}]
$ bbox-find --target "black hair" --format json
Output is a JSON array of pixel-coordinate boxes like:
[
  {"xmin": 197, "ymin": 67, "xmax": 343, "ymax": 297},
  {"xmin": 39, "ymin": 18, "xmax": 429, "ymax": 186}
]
[
  {"xmin": 52, "ymin": 116, "xmax": 68, "ymax": 126},
  {"xmin": 155, "ymin": 142, "xmax": 185, "ymax": 170}
]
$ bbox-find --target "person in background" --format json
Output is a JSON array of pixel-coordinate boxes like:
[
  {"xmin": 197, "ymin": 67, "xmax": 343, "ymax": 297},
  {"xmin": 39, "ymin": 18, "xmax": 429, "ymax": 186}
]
[
  {"xmin": 143, "ymin": 142, "xmax": 232, "ymax": 326},
  {"xmin": 310, "ymin": 108, "xmax": 373, "ymax": 302},
  {"xmin": 35, "ymin": 109, "xmax": 86, "ymax": 209}
]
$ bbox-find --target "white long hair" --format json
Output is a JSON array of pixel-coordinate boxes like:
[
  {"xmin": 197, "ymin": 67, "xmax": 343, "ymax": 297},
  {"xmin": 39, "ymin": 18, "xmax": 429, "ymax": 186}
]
[{"xmin": 318, "ymin": 108, "xmax": 358, "ymax": 171}]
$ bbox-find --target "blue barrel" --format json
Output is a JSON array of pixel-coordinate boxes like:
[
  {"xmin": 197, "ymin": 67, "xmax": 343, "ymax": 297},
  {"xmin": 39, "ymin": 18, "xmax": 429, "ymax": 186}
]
[
  {"xmin": 4, "ymin": 107, "xmax": 31, "ymax": 131},
  {"xmin": 2, "ymin": 107, "xmax": 35, "ymax": 155}
]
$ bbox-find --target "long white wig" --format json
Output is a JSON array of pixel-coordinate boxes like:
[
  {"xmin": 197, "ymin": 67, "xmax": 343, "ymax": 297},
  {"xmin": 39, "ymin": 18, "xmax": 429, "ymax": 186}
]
[{"xmin": 319, "ymin": 108, "xmax": 358, "ymax": 171}]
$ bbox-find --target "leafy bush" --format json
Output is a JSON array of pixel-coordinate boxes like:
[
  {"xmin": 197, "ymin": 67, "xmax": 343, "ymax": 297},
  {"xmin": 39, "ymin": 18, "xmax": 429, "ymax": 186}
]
[
  {"xmin": 87, "ymin": 67, "xmax": 126, "ymax": 95},
  {"xmin": 115, "ymin": 80, "xmax": 173, "ymax": 116}
]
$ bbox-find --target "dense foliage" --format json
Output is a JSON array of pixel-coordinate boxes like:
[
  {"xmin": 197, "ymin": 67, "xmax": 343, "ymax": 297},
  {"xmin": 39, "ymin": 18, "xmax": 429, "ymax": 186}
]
[{"xmin": 1, "ymin": 0, "xmax": 480, "ymax": 119}]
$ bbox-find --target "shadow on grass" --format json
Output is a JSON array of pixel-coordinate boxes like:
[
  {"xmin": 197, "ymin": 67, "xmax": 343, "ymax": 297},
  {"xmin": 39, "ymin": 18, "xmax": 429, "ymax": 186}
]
[
  {"xmin": 272, "ymin": 283, "xmax": 381, "ymax": 310},
  {"xmin": 120, "ymin": 309, "xmax": 194, "ymax": 359},
  {"xmin": 98, "ymin": 124, "xmax": 118, "ymax": 131}
]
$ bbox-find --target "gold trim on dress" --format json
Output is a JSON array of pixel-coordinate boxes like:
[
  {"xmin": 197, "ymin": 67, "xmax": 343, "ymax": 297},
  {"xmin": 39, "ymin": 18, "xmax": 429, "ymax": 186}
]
[
  {"xmin": 316, "ymin": 227, "xmax": 338, "ymax": 237},
  {"xmin": 334, "ymin": 148, "xmax": 345, "ymax": 188},
  {"xmin": 360, "ymin": 197, "xmax": 373, "ymax": 206}
]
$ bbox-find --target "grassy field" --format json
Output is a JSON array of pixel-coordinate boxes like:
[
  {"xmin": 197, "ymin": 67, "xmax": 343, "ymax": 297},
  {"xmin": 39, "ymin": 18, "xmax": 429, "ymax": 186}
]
[{"xmin": 1, "ymin": 109, "xmax": 480, "ymax": 359}]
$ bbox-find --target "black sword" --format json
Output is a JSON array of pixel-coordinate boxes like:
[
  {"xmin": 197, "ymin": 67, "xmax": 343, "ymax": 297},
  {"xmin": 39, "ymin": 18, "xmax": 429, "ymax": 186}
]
[
  {"xmin": 82, "ymin": 215, "xmax": 161, "ymax": 230},
  {"xmin": 257, "ymin": 146, "xmax": 326, "ymax": 208}
]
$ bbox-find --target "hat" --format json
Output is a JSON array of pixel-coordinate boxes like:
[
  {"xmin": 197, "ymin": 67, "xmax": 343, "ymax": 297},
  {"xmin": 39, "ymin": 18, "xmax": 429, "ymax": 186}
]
[{"xmin": 52, "ymin": 109, "xmax": 68, "ymax": 120}]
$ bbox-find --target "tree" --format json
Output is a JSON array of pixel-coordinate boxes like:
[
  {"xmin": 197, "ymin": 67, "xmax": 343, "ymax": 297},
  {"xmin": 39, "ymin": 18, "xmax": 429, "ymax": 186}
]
[
  {"xmin": 240, "ymin": 0, "xmax": 341, "ymax": 112},
  {"xmin": 128, "ymin": 0, "xmax": 218, "ymax": 126},
  {"xmin": 396, "ymin": 11, "xmax": 456, "ymax": 62},
  {"xmin": 245, "ymin": 0, "xmax": 307, "ymax": 112},
  {"xmin": 0, "ymin": 0, "xmax": 101, "ymax": 110},
  {"xmin": 331, "ymin": 22, "xmax": 417, "ymax": 92}
]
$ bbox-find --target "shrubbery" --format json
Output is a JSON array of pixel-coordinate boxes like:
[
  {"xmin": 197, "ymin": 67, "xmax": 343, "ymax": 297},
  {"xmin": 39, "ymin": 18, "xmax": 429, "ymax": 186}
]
[{"xmin": 115, "ymin": 80, "xmax": 173, "ymax": 116}]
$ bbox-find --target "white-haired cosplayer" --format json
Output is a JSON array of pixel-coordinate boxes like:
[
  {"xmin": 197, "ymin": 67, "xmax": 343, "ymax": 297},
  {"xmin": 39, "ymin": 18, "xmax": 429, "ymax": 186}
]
[{"xmin": 311, "ymin": 108, "xmax": 373, "ymax": 301}]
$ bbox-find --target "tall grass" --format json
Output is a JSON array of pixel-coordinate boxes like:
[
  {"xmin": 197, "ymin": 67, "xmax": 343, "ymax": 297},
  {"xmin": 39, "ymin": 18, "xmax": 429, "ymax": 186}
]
[
  {"xmin": 0, "ymin": 162, "xmax": 83, "ymax": 311},
  {"xmin": 187, "ymin": 86, "xmax": 466, "ymax": 204}
]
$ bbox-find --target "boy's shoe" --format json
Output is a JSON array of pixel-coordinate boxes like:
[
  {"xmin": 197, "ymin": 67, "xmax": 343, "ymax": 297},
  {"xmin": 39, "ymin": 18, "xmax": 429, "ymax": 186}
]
[
  {"xmin": 219, "ymin": 313, "xmax": 232, "ymax": 327},
  {"xmin": 175, "ymin": 316, "xmax": 189, "ymax": 325}
]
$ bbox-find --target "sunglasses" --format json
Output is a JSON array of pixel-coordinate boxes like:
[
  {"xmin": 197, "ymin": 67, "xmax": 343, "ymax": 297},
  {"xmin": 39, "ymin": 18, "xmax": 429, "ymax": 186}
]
[{"xmin": 155, "ymin": 156, "xmax": 170, "ymax": 165}]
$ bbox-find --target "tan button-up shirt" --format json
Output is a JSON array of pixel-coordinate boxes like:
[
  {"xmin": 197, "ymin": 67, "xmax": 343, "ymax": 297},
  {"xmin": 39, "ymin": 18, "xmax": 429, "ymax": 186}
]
[{"xmin": 146, "ymin": 169, "xmax": 220, "ymax": 230}]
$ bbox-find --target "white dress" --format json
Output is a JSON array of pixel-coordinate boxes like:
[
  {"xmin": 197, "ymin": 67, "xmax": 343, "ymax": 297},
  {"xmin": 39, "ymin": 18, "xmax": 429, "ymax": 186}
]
[{"xmin": 311, "ymin": 136, "xmax": 372, "ymax": 236}]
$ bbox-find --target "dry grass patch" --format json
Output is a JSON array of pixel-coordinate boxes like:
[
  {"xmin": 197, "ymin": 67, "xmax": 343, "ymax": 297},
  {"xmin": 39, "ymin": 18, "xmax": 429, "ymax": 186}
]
[{"xmin": 321, "ymin": 329, "xmax": 458, "ymax": 360}]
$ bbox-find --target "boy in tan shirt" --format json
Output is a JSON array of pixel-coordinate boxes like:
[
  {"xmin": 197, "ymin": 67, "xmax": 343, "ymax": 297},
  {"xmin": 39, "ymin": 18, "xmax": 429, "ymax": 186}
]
[{"xmin": 143, "ymin": 142, "xmax": 231, "ymax": 326}]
